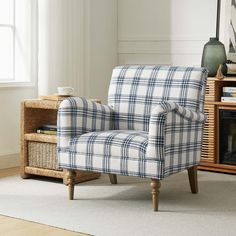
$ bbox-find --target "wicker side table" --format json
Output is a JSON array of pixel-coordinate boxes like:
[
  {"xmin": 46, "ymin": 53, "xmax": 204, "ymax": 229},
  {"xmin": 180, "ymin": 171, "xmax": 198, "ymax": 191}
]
[{"xmin": 21, "ymin": 98, "xmax": 101, "ymax": 184}]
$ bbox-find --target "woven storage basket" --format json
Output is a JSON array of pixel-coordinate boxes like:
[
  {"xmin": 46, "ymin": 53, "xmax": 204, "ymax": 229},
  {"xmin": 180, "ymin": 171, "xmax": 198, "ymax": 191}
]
[{"xmin": 28, "ymin": 141, "xmax": 61, "ymax": 170}]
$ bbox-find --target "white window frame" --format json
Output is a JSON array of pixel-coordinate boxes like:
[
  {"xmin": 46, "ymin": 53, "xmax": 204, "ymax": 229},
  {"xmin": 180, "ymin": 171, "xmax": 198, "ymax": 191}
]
[{"xmin": 0, "ymin": 0, "xmax": 38, "ymax": 88}]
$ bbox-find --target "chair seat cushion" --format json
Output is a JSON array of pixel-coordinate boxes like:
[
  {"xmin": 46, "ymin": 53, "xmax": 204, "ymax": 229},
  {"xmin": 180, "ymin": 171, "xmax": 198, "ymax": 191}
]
[{"xmin": 70, "ymin": 130, "xmax": 148, "ymax": 160}]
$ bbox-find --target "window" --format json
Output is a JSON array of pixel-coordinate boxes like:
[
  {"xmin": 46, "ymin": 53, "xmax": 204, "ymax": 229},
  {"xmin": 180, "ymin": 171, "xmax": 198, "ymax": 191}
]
[
  {"xmin": 0, "ymin": 0, "xmax": 14, "ymax": 81},
  {"xmin": 0, "ymin": 0, "xmax": 37, "ymax": 86}
]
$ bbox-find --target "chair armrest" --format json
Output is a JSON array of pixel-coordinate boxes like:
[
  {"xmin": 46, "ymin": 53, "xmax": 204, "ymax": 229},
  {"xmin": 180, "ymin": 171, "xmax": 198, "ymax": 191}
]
[
  {"xmin": 57, "ymin": 97, "xmax": 114, "ymax": 151},
  {"xmin": 150, "ymin": 101, "xmax": 206, "ymax": 124},
  {"xmin": 146, "ymin": 101, "xmax": 206, "ymax": 178}
]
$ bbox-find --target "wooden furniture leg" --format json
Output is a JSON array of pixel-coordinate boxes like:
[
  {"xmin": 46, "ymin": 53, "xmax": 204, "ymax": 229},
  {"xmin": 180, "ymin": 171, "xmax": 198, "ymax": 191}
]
[
  {"xmin": 109, "ymin": 174, "xmax": 117, "ymax": 184},
  {"xmin": 188, "ymin": 166, "xmax": 198, "ymax": 194},
  {"xmin": 150, "ymin": 179, "xmax": 161, "ymax": 211},
  {"xmin": 65, "ymin": 169, "xmax": 76, "ymax": 200}
]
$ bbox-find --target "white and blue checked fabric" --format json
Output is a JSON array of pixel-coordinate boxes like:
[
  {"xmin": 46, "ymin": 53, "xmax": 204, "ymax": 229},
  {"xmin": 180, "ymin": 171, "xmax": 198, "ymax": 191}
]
[
  {"xmin": 146, "ymin": 101, "xmax": 206, "ymax": 177},
  {"xmin": 108, "ymin": 65, "xmax": 207, "ymax": 131},
  {"xmin": 57, "ymin": 97, "xmax": 114, "ymax": 156},
  {"xmin": 57, "ymin": 65, "xmax": 208, "ymax": 179}
]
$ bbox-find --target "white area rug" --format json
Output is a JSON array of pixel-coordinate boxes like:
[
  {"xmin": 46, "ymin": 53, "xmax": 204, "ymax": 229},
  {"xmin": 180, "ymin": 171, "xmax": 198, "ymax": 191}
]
[{"xmin": 0, "ymin": 171, "xmax": 236, "ymax": 236}]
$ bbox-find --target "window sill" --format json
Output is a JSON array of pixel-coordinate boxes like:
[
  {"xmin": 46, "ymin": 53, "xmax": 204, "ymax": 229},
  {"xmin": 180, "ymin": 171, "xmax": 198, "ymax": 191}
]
[{"xmin": 0, "ymin": 81, "xmax": 36, "ymax": 88}]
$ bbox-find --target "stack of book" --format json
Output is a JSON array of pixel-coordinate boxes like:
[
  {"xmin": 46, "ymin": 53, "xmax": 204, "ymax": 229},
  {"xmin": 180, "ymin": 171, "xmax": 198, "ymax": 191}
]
[
  {"xmin": 36, "ymin": 124, "xmax": 57, "ymax": 135},
  {"xmin": 39, "ymin": 94, "xmax": 71, "ymax": 101},
  {"xmin": 221, "ymin": 87, "xmax": 236, "ymax": 102}
]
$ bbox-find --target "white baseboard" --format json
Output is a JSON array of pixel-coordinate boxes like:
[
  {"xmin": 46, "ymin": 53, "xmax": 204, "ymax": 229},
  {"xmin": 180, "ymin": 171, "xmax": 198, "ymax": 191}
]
[{"xmin": 0, "ymin": 154, "xmax": 20, "ymax": 170}]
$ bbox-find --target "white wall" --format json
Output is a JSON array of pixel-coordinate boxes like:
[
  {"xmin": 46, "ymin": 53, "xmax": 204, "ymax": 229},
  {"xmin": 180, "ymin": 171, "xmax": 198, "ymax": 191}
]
[
  {"xmin": 0, "ymin": 87, "xmax": 37, "ymax": 167},
  {"xmin": 118, "ymin": 0, "xmax": 217, "ymax": 66}
]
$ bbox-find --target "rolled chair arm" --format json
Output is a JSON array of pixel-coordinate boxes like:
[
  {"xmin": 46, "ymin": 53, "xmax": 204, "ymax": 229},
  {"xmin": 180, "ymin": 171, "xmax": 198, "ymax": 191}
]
[
  {"xmin": 57, "ymin": 97, "xmax": 114, "ymax": 152},
  {"xmin": 146, "ymin": 101, "xmax": 206, "ymax": 177},
  {"xmin": 149, "ymin": 101, "xmax": 206, "ymax": 124}
]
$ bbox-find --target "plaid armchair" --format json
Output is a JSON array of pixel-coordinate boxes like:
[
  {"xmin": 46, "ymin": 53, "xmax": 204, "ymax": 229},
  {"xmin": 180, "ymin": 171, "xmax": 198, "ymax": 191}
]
[{"xmin": 57, "ymin": 65, "xmax": 208, "ymax": 211}]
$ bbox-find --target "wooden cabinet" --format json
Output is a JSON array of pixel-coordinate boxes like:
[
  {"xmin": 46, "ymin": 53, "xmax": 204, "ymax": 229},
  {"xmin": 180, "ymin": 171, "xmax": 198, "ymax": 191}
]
[
  {"xmin": 199, "ymin": 77, "xmax": 236, "ymax": 174},
  {"xmin": 21, "ymin": 99, "xmax": 101, "ymax": 183}
]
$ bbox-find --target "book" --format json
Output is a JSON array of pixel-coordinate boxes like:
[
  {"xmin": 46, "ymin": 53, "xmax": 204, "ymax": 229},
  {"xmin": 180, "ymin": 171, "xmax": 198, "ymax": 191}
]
[
  {"xmin": 222, "ymin": 91, "xmax": 236, "ymax": 97},
  {"xmin": 40, "ymin": 124, "xmax": 57, "ymax": 131},
  {"xmin": 36, "ymin": 129, "xmax": 57, "ymax": 135},
  {"xmin": 39, "ymin": 94, "xmax": 72, "ymax": 101},
  {"xmin": 226, "ymin": 63, "xmax": 236, "ymax": 75},
  {"xmin": 221, "ymin": 97, "xmax": 236, "ymax": 102},
  {"xmin": 222, "ymin": 87, "xmax": 236, "ymax": 93}
]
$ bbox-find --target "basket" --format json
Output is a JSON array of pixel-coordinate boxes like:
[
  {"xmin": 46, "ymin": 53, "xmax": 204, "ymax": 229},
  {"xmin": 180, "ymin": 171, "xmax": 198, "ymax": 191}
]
[{"xmin": 28, "ymin": 141, "xmax": 61, "ymax": 170}]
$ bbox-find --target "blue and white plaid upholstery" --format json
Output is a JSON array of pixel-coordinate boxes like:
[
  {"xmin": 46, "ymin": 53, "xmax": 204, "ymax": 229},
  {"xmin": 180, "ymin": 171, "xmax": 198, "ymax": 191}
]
[
  {"xmin": 57, "ymin": 98, "xmax": 114, "ymax": 156},
  {"xmin": 108, "ymin": 65, "xmax": 207, "ymax": 131},
  {"xmin": 57, "ymin": 65, "xmax": 208, "ymax": 179}
]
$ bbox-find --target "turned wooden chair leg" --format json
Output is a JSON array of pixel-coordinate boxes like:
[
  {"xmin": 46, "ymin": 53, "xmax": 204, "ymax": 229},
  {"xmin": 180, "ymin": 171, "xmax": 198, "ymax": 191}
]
[
  {"xmin": 109, "ymin": 174, "xmax": 117, "ymax": 184},
  {"xmin": 66, "ymin": 169, "xmax": 76, "ymax": 200},
  {"xmin": 150, "ymin": 179, "xmax": 161, "ymax": 211},
  {"xmin": 188, "ymin": 166, "xmax": 198, "ymax": 194}
]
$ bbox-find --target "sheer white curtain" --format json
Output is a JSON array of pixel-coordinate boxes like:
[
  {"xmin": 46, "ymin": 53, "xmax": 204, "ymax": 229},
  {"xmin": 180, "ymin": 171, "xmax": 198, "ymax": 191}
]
[{"xmin": 38, "ymin": 0, "xmax": 84, "ymax": 96}]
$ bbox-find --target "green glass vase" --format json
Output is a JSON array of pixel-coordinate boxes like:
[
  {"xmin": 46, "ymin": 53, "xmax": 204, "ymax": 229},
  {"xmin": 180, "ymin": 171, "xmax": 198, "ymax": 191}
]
[{"xmin": 201, "ymin": 37, "xmax": 227, "ymax": 76}]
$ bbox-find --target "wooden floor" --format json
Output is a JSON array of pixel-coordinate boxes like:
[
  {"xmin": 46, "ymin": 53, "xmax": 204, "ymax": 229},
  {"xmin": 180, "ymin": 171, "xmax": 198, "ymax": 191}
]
[{"xmin": 0, "ymin": 167, "xmax": 86, "ymax": 236}]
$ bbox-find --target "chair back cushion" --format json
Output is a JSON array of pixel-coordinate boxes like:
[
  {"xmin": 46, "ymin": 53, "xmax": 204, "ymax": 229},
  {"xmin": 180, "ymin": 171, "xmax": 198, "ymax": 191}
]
[{"xmin": 108, "ymin": 65, "xmax": 208, "ymax": 131}]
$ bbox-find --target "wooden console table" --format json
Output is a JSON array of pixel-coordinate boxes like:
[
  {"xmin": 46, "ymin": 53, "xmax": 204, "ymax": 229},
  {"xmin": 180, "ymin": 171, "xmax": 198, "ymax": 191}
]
[
  {"xmin": 199, "ymin": 77, "xmax": 236, "ymax": 174},
  {"xmin": 21, "ymin": 98, "xmax": 101, "ymax": 184}
]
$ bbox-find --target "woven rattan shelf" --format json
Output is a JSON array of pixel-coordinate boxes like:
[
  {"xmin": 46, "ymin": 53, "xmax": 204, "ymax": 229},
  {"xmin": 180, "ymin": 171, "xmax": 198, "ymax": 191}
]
[
  {"xmin": 21, "ymin": 98, "xmax": 101, "ymax": 184},
  {"xmin": 25, "ymin": 133, "xmax": 57, "ymax": 143}
]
